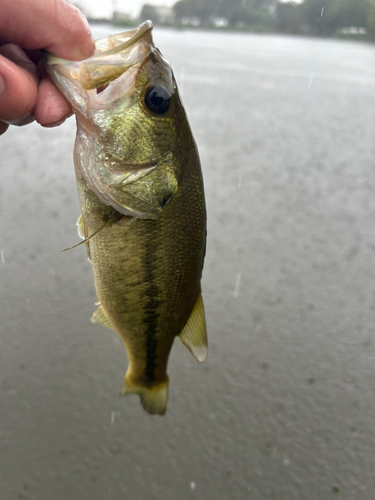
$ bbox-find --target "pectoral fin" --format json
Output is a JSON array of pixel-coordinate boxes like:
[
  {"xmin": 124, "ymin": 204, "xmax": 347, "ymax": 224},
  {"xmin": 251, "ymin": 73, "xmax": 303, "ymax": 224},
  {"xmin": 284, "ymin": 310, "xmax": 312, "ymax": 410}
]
[
  {"xmin": 178, "ymin": 291, "xmax": 208, "ymax": 362},
  {"xmin": 91, "ymin": 303, "xmax": 115, "ymax": 331},
  {"xmin": 76, "ymin": 214, "xmax": 91, "ymax": 262}
]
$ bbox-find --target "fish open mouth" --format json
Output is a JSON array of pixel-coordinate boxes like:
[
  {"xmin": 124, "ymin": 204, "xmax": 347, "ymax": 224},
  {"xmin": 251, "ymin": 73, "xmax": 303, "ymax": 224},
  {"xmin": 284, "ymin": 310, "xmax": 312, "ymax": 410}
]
[
  {"xmin": 40, "ymin": 21, "xmax": 154, "ymax": 92},
  {"xmin": 41, "ymin": 21, "xmax": 177, "ymax": 220},
  {"xmin": 93, "ymin": 20, "xmax": 153, "ymax": 56},
  {"xmin": 80, "ymin": 21, "xmax": 153, "ymax": 90}
]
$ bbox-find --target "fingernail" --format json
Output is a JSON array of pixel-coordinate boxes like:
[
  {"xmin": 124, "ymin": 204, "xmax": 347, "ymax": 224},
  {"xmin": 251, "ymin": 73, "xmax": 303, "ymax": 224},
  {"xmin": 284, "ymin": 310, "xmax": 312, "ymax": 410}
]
[
  {"xmin": 0, "ymin": 74, "xmax": 6, "ymax": 97},
  {"xmin": 43, "ymin": 117, "xmax": 67, "ymax": 128}
]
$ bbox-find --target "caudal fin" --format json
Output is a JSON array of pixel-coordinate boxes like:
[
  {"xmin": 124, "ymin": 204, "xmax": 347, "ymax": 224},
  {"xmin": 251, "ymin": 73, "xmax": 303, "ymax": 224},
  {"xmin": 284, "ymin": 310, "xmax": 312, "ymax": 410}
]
[{"xmin": 121, "ymin": 375, "xmax": 169, "ymax": 415}]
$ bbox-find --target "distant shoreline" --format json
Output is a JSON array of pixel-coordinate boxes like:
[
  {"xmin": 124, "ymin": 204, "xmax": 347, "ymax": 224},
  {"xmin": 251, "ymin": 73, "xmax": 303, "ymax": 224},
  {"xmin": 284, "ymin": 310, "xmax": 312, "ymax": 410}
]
[{"xmin": 87, "ymin": 19, "xmax": 373, "ymax": 42}]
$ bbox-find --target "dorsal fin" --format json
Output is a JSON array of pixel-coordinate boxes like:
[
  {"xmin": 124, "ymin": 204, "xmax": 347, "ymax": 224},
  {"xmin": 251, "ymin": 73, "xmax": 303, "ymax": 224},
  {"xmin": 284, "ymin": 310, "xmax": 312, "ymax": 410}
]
[
  {"xmin": 178, "ymin": 290, "xmax": 208, "ymax": 362},
  {"xmin": 91, "ymin": 303, "xmax": 115, "ymax": 331}
]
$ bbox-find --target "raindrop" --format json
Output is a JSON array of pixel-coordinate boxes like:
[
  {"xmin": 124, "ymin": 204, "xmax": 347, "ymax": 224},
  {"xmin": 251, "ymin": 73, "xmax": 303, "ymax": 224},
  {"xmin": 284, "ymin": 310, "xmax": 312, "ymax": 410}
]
[
  {"xmin": 308, "ymin": 73, "xmax": 314, "ymax": 89},
  {"xmin": 234, "ymin": 273, "xmax": 242, "ymax": 298},
  {"xmin": 180, "ymin": 65, "xmax": 186, "ymax": 96}
]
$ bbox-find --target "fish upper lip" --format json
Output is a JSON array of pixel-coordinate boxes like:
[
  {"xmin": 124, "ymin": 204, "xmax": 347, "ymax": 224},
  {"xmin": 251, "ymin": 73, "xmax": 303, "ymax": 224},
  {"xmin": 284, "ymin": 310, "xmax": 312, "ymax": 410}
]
[
  {"xmin": 40, "ymin": 21, "xmax": 153, "ymax": 65},
  {"xmin": 92, "ymin": 20, "xmax": 153, "ymax": 59},
  {"xmin": 80, "ymin": 21, "xmax": 154, "ymax": 90}
]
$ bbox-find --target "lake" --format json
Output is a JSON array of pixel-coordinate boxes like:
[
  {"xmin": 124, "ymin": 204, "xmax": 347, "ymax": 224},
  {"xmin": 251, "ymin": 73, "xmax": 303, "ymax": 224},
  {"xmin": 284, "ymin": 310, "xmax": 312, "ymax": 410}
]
[{"xmin": 1, "ymin": 24, "xmax": 375, "ymax": 500}]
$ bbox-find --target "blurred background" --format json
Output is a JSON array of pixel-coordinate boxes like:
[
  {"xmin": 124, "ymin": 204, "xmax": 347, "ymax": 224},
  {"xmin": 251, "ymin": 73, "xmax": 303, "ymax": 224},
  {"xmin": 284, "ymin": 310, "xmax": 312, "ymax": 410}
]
[
  {"xmin": 75, "ymin": 0, "xmax": 374, "ymax": 39},
  {"xmin": 1, "ymin": 1, "xmax": 375, "ymax": 499}
]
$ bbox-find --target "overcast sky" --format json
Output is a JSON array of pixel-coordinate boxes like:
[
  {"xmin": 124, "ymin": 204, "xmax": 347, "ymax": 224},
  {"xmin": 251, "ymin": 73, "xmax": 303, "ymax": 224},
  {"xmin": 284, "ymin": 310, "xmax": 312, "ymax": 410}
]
[{"xmin": 75, "ymin": 0, "xmax": 176, "ymax": 19}]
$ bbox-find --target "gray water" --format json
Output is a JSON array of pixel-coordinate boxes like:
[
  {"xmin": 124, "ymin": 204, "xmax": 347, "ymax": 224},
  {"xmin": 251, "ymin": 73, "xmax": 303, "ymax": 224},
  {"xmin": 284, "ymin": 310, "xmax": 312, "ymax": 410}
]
[{"xmin": 1, "ymin": 26, "xmax": 375, "ymax": 499}]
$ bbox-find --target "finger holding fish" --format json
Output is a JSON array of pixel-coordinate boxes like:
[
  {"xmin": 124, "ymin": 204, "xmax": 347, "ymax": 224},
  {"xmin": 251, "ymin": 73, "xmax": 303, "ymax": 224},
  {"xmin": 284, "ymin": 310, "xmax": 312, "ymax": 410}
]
[{"xmin": 0, "ymin": 0, "xmax": 94, "ymax": 134}]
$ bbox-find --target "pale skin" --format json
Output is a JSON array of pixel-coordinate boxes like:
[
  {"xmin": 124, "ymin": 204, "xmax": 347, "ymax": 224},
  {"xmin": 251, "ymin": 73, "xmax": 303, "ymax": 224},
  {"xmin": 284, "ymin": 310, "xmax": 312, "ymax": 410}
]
[{"xmin": 0, "ymin": 0, "xmax": 95, "ymax": 135}]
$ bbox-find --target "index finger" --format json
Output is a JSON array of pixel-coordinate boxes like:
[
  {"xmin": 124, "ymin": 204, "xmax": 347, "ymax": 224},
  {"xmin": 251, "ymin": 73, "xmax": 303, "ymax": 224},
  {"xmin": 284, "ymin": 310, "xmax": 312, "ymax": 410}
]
[{"xmin": 0, "ymin": 0, "xmax": 95, "ymax": 60}]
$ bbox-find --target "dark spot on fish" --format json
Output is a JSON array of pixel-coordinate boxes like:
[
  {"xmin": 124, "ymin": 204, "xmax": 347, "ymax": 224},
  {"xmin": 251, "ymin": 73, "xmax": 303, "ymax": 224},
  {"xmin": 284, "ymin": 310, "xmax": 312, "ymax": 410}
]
[
  {"xmin": 141, "ymin": 226, "xmax": 162, "ymax": 383},
  {"xmin": 332, "ymin": 486, "xmax": 339, "ymax": 493},
  {"xmin": 261, "ymin": 362, "xmax": 269, "ymax": 370},
  {"xmin": 160, "ymin": 193, "xmax": 172, "ymax": 209},
  {"xmin": 307, "ymin": 377, "xmax": 316, "ymax": 384},
  {"xmin": 144, "ymin": 285, "xmax": 162, "ymax": 383}
]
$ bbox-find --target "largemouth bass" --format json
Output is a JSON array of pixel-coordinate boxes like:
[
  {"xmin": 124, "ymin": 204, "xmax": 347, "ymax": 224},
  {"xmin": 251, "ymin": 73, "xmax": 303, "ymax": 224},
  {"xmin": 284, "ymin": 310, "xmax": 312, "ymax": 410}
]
[{"xmin": 41, "ymin": 22, "xmax": 207, "ymax": 415}]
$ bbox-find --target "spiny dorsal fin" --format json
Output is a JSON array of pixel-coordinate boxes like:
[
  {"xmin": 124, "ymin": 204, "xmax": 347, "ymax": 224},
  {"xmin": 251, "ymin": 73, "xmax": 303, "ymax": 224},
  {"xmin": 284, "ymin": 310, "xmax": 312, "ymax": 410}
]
[
  {"xmin": 91, "ymin": 303, "xmax": 115, "ymax": 331},
  {"xmin": 178, "ymin": 290, "xmax": 208, "ymax": 362}
]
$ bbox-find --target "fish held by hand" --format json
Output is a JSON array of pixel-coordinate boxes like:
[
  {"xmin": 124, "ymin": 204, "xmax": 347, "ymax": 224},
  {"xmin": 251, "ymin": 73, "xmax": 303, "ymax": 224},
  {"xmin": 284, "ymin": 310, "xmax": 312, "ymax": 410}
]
[{"xmin": 41, "ymin": 21, "xmax": 207, "ymax": 415}]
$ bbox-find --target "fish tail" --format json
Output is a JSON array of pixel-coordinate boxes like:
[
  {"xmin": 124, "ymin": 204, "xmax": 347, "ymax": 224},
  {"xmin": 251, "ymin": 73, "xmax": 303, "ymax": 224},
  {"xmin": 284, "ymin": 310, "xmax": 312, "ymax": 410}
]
[{"xmin": 121, "ymin": 374, "xmax": 169, "ymax": 416}]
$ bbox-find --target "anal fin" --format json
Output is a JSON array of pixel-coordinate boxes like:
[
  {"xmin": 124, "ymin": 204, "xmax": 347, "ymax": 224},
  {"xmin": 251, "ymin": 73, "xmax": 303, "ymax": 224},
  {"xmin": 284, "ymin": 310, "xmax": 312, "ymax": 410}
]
[
  {"xmin": 178, "ymin": 290, "xmax": 208, "ymax": 362},
  {"xmin": 91, "ymin": 303, "xmax": 115, "ymax": 331}
]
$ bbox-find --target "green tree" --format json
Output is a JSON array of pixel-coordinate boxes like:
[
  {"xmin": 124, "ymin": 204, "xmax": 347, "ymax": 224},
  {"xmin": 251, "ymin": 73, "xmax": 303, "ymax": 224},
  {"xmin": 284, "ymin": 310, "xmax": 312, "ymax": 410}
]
[
  {"xmin": 173, "ymin": 0, "xmax": 275, "ymax": 24},
  {"xmin": 274, "ymin": 2, "xmax": 302, "ymax": 33},
  {"xmin": 301, "ymin": 0, "xmax": 369, "ymax": 35},
  {"xmin": 140, "ymin": 4, "xmax": 159, "ymax": 23},
  {"xmin": 173, "ymin": 0, "xmax": 216, "ymax": 24},
  {"xmin": 230, "ymin": 5, "xmax": 257, "ymax": 24},
  {"xmin": 174, "ymin": 0, "xmax": 192, "ymax": 21},
  {"xmin": 229, "ymin": 4, "xmax": 272, "ymax": 29},
  {"xmin": 324, "ymin": 0, "xmax": 369, "ymax": 31},
  {"xmin": 367, "ymin": 0, "xmax": 375, "ymax": 35}
]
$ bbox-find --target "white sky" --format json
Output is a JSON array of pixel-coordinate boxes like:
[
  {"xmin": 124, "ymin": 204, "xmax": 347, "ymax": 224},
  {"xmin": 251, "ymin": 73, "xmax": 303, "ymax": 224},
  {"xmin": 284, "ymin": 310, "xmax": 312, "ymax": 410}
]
[{"xmin": 75, "ymin": 0, "xmax": 176, "ymax": 19}]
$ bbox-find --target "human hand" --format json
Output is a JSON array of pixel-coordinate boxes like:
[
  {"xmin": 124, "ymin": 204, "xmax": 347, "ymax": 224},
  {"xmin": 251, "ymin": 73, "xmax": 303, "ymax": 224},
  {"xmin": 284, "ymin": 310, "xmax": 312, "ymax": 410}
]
[{"xmin": 0, "ymin": 0, "xmax": 95, "ymax": 135}]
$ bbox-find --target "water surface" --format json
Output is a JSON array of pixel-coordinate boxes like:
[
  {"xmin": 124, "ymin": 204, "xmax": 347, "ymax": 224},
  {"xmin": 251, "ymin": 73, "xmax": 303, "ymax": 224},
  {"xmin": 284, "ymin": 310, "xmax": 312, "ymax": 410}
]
[{"xmin": 1, "ymin": 26, "xmax": 375, "ymax": 500}]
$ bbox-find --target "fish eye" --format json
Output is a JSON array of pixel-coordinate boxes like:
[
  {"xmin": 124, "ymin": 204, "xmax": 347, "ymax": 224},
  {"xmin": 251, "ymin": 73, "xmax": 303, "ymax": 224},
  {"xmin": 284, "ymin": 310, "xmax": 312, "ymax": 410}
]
[{"xmin": 144, "ymin": 85, "xmax": 171, "ymax": 115}]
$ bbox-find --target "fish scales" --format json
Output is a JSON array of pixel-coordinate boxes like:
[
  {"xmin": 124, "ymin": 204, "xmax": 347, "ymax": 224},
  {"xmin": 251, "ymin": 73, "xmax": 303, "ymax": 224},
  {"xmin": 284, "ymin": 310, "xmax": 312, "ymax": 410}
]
[
  {"xmin": 42, "ymin": 21, "xmax": 207, "ymax": 415},
  {"xmin": 75, "ymin": 144, "xmax": 205, "ymax": 383}
]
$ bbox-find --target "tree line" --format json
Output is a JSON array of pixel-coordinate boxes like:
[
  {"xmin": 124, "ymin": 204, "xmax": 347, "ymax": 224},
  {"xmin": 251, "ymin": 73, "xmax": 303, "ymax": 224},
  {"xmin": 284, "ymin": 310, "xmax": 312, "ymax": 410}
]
[{"xmin": 140, "ymin": 0, "xmax": 375, "ymax": 37}]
